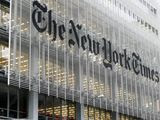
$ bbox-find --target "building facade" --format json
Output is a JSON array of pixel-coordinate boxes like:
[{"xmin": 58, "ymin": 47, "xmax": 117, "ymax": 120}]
[{"xmin": 0, "ymin": 0, "xmax": 160, "ymax": 119}]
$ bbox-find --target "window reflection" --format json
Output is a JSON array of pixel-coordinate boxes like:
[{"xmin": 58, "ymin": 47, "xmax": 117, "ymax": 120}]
[
  {"xmin": 0, "ymin": 3, "xmax": 9, "ymax": 29},
  {"xmin": 0, "ymin": 84, "xmax": 7, "ymax": 117},
  {"xmin": 68, "ymin": 102, "xmax": 76, "ymax": 120},
  {"xmin": 38, "ymin": 95, "xmax": 46, "ymax": 120},
  {"xmin": 53, "ymin": 97, "xmax": 61, "ymax": 120},
  {"xmin": 89, "ymin": 106, "xmax": 94, "ymax": 120},
  {"xmin": 84, "ymin": 106, "xmax": 111, "ymax": 120},
  {"xmin": 0, "ymin": 84, "xmax": 28, "ymax": 119},
  {"xmin": 120, "ymin": 114, "xmax": 138, "ymax": 120},
  {"xmin": 19, "ymin": 90, "xmax": 28, "ymax": 118},
  {"xmin": 62, "ymin": 100, "xmax": 68, "ymax": 120},
  {"xmin": 0, "ymin": 43, "xmax": 8, "ymax": 74},
  {"xmin": 38, "ymin": 95, "xmax": 76, "ymax": 120},
  {"xmin": 46, "ymin": 96, "xmax": 53, "ymax": 120},
  {"xmin": 9, "ymin": 88, "xmax": 17, "ymax": 118}
]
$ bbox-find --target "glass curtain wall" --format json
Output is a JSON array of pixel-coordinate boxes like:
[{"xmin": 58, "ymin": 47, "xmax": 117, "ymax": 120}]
[
  {"xmin": 84, "ymin": 105, "xmax": 111, "ymax": 120},
  {"xmin": 8, "ymin": 0, "xmax": 160, "ymax": 119},
  {"xmin": 119, "ymin": 114, "xmax": 141, "ymax": 120},
  {"xmin": 0, "ymin": 2, "xmax": 9, "ymax": 29},
  {"xmin": 38, "ymin": 95, "xmax": 76, "ymax": 120},
  {"xmin": 0, "ymin": 83, "xmax": 28, "ymax": 119}
]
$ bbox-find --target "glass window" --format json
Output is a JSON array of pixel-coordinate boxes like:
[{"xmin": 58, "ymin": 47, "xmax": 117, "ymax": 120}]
[
  {"xmin": 53, "ymin": 97, "xmax": 61, "ymax": 120},
  {"xmin": 46, "ymin": 96, "xmax": 53, "ymax": 120},
  {"xmin": 106, "ymin": 112, "xmax": 111, "ymax": 120},
  {"xmin": 0, "ymin": 43, "xmax": 8, "ymax": 74},
  {"xmin": 38, "ymin": 95, "xmax": 76, "ymax": 120},
  {"xmin": 84, "ymin": 106, "xmax": 111, "ymax": 120},
  {"xmin": 19, "ymin": 90, "xmax": 28, "ymax": 118},
  {"xmin": 0, "ymin": 3, "xmax": 9, "ymax": 28},
  {"xmin": 89, "ymin": 106, "xmax": 94, "ymax": 120},
  {"xmin": 120, "ymin": 114, "xmax": 139, "ymax": 120},
  {"xmin": 0, "ymin": 85, "xmax": 28, "ymax": 119},
  {"xmin": 84, "ymin": 105, "xmax": 88, "ymax": 120},
  {"xmin": 62, "ymin": 100, "xmax": 68, "ymax": 120},
  {"xmin": 9, "ymin": 88, "xmax": 17, "ymax": 118},
  {"xmin": 0, "ymin": 84, "xmax": 8, "ymax": 117},
  {"xmin": 38, "ymin": 95, "xmax": 46, "ymax": 120},
  {"xmin": 95, "ymin": 108, "xmax": 100, "ymax": 120},
  {"xmin": 68, "ymin": 101, "xmax": 76, "ymax": 120},
  {"xmin": 100, "ymin": 110, "xmax": 105, "ymax": 120}
]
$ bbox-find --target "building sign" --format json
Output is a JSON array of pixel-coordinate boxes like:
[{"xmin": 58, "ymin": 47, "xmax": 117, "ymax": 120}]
[{"xmin": 32, "ymin": 1, "xmax": 159, "ymax": 83}]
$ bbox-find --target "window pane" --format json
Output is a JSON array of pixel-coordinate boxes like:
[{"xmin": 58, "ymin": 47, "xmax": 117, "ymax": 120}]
[
  {"xmin": 106, "ymin": 112, "xmax": 111, "ymax": 120},
  {"xmin": 0, "ymin": 84, "xmax": 7, "ymax": 117},
  {"xmin": 19, "ymin": 90, "xmax": 28, "ymax": 118},
  {"xmin": 68, "ymin": 102, "xmax": 76, "ymax": 120},
  {"xmin": 0, "ymin": 3, "xmax": 9, "ymax": 28},
  {"xmin": 95, "ymin": 108, "xmax": 100, "ymax": 120},
  {"xmin": 53, "ymin": 97, "xmax": 61, "ymax": 120},
  {"xmin": 62, "ymin": 100, "xmax": 68, "ymax": 120},
  {"xmin": 89, "ymin": 106, "xmax": 94, "ymax": 120},
  {"xmin": 38, "ymin": 95, "xmax": 46, "ymax": 120},
  {"xmin": 9, "ymin": 88, "xmax": 17, "ymax": 118},
  {"xmin": 84, "ymin": 106, "xmax": 88, "ymax": 120},
  {"xmin": 100, "ymin": 110, "xmax": 105, "ymax": 120},
  {"xmin": 46, "ymin": 96, "xmax": 53, "ymax": 120}
]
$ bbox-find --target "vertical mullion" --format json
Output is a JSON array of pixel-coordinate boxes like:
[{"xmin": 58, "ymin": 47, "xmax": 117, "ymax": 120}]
[
  {"xmin": 71, "ymin": 0, "xmax": 75, "ymax": 103},
  {"xmin": 98, "ymin": 0, "xmax": 102, "ymax": 109},
  {"xmin": 157, "ymin": 84, "xmax": 160, "ymax": 117},
  {"xmin": 0, "ymin": 4, "xmax": 1, "ymax": 24},
  {"xmin": 66, "ymin": 0, "xmax": 69, "ymax": 101},
  {"xmin": 53, "ymin": 97, "xmax": 55, "ymax": 119},
  {"xmin": 7, "ymin": 87, "xmax": 10, "ymax": 117},
  {"xmin": 63, "ymin": 0, "xmax": 66, "ymax": 100},
  {"xmin": 134, "ymin": 31, "xmax": 138, "ymax": 118},
  {"xmin": 18, "ymin": 0, "xmax": 22, "ymax": 88},
  {"xmin": 69, "ymin": 0, "xmax": 74, "ymax": 102},
  {"xmin": 38, "ymin": 22, "xmax": 41, "ymax": 93},
  {"xmin": 104, "ymin": 0, "xmax": 109, "ymax": 112},
  {"xmin": 17, "ymin": 89, "xmax": 20, "ymax": 118},
  {"xmin": 12, "ymin": 0, "xmax": 18, "ymax": 73},
  {"xmin": 56, "ymin": 0, "xmax": 59, "ymax": 98},
  {"xmin": 8, "ymin": 0, "xmax": 13, "ymax": 85},
  {"xmin": 29, "ymin": 0, "xmax": 32, "ymax": 91},
  {"xmin": 47, "ymin": 0, "xmax": 50, "ymax": 96},
  {"xmin": 131, "ymin": 52, "xmax": 134, "ymax": 116},
  {"xmin": 86, "ymin": 0, "xmax": 89, "ymax": 106},
  {"xmin": 67, "ymin": 101, "xmax": 69, "ymax": 119},
  {"xmin": 91, "ymin": 0, "xmax": 94, "ymax": 108},
  {"xmin": 104, "ymin": 0, "xmax": 108, "ymax": 110},
  {"xmin": 78, "ymin": 0, "xmax": 82, "ymax": 104},
  {"xmin": 60, "ymin": 99, "xmax": 62, "ymax": 120}
]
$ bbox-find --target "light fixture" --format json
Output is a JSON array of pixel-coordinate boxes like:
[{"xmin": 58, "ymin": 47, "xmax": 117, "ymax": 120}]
[{"xmin": 98, "ymin": 94, "xmax": 104, "ymax": 98}]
